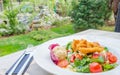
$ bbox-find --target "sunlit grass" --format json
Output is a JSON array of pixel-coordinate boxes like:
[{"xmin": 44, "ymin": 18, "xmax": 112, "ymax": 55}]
[
  {"xmin": 99, "ymin": 25, "xmax": 115, "ymax": 32},
  {"xmin": 0, "ymin": 23, "xmax": 115, "ymax": 57},
  {"xmin": 0, "ymin": 34, "xmax": 40, "ymax": 56},
  {"xmin": 0, "ymin": 24, "xmax": 74, "ymax": 56},
  {"xmin": 51, "ymin": 24, "xmax": 75, "ymax": 34}
]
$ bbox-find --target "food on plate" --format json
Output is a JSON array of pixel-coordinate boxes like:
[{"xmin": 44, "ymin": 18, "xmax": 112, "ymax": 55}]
[
  {"xmin": 72, "ymin": 39, "xmax": 104, "ymax": 54},
  {"xmin": 52, "ymin": 46, "xmax": 67, "ymax": 60},
  {"xmin": 48, "ymin": 39, "xmax": 118, "ymax": 73},
  {"xmin": 89, "ymin": 62, "xmax": 103, "ymax": 73}
]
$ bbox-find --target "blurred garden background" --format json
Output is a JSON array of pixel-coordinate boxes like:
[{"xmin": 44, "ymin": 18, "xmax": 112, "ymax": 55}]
[{"xmin": 0, "ymin": 0, "xmax": 115, "ymax": 56}]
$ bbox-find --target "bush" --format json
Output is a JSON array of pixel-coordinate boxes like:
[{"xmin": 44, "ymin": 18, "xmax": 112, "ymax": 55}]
[
  {"xmin": 13, "ymin": 24, "xmax": 26, "ymax": 34},
  {"xmin": 0, "ymin": 28, "xmax": 12, "ymax": 36},
  {"xmin": 29, "ymin": 30, "xmax": 61, "ymax": 41},
  {"xmin": 4, "ymin": 9, "xmax": 19, "ymax": 33},
  {"xmin": 0, "ymin": 9, "xmax": 27, "ymax": 36},
  {"xmin": 0, "ymin": 23, "xmax": 8, "ymax": 29},
  {"xmin": 54, "ymin": 0, "xmax": 73, "ymax": 16},
  {"xmin": 0, "ymin": 23, "xmax": 12, "ymax": 36},
  {"xmin": 52, "ymin": 18, "xmax": 71, "ymax": 27},
  {"xmin": 0, "ymin": 23, "xmax": 26, "ymax": 36},
  {"xmin": 71, "ymin": 0, "xmax": 112, "ymax": 31},
  {"xmin": 3, "ymin": 0, "xmax": 9, "ymax": 9}
]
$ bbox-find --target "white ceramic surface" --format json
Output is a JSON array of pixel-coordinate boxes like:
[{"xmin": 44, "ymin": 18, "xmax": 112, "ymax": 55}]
[{"xmin": 33, "ymin": 35, "xmax": 120, "ymax": 75}]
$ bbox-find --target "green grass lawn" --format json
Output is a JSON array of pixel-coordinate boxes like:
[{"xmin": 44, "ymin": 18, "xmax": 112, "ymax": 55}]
[
  {"xmin": 0, "ymin": 24, "xmax": 75, "ymax": 56},
  {"xmin": 0, "ymin": 23, "xmax": 115, "ymax": 57},
  {"xmin": 51, "ymin": 23, "xmax": 75, "ymax": 34},
  {"xmin": 0, "ymin": 34, "xmax": 40, "ymax": 56},
  {"xmin": 99, "ymin": 25, "xmax": 115, "ymax": 32}
]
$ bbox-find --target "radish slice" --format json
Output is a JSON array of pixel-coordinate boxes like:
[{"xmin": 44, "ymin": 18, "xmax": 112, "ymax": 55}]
[
  {"xmin": 50, "ymin": 51, "xmax": 59, "ymax": 64},
  {"xmin": 48, "ymin": 44, "xmax": 59, "ymax": 51}
]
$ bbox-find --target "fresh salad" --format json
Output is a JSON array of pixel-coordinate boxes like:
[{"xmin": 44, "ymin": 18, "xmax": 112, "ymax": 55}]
[{"xmin": 48, "ymin": 39, "xmax": 118, "ymax": 73}]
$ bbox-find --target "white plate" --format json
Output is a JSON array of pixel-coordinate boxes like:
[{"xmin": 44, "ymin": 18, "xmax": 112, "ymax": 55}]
[{"xmin": 33, "ymin": 35, "xmax": 120, "ymax": 75}]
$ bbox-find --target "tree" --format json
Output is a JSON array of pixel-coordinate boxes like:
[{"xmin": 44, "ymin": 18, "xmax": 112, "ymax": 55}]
[{"xmin": 71, "ymin": 0, "xmax": 112, "ymax": 31}]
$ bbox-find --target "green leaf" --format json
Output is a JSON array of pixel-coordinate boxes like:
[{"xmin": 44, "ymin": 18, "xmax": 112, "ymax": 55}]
[
  {"xmin": 66, "ymin": 42, "xmax": 72, "ymax": 50},
  {"xmin": 104, "ymin": 47, "xmax": 109, "ymax": 52},
  {"xmin": 103, "ymin": 63, "xmax": 118, "ymax": 71},
  {"xmin": 92, "ymin": 56, "xmax": 104, "ymax": 63},
  {"xmin": 76, "ymin": 65, "xmax": 90, "ymax": 73},
  {"xmin": 74, "ymin": 58, "xmax": 91, "ymax": 67},
  {"xmin": 74, "ymin": 59, "xmax": 82, "ymax": 67}
]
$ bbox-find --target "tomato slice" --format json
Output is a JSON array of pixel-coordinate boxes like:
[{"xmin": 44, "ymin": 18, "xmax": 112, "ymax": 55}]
[
  {"xmin": 106, "ymin": 52, "xmax": 112, "ymax": 58},
  {"xmin": 109, "ymin": 55, "xmax": 117, "ymax": 64},
  {"xmin": 89, "ymin": 62, "xmax": 103, "ymax": 73},
  {"xmin": 57, "ymin": 60, "xmax": 69, "ymax": 68},
  {"xmin": 70, "ymin": 54, "xmax": 75, "ymax": 63},
  {"xmin": 106, "ymin": 52, "xmax": 117, "ymax": 64}
]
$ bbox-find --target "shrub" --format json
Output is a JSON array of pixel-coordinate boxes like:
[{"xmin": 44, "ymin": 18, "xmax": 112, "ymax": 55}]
[
  {"xmin": 0, "ymin": 23, "xmax": 12, "ymax": 36},
  {"xmin": 4, "ymin": 9, "xmax": 19, "ymax": 33},
  {"xmin": 29, "ymin": 30, "xmax": 61, "ymax": 41},
  {"xmin": 3, "ymin": 0, "xmax": 9, "ymax": 9},
  {"xmin": 0, "ymin": 23, "xmax": 26, "ymax": 36},
  {"xmin": 13, "ymin": 24, "xmax": 26, "ymax": 34},
  {"xmin": 0, "ymin": 23, "xmax": 8, "ymax": 29},
  {"xmin": 54, "ymin": 0, "xmax": 73, "ymax": 16},
  {"xmin": 0, "ymin": 28, "xmax": 12, "ymax": 36},
  {"xmin": 52, "ymin": 20, "xmax": 67, "ymax": 27},
  {"xmin": 2, "ymin": 9, "xmax": 26, "ymax": 36},
  {"xmin": 32, "ymin": 34, "xmax": 45, "ymax": 41},
  {"xmin": 71, "ymin": 0, "xmax": 112, "ymax": 31},
  {"xmin": 52, "ymin": 18, "xmax": 71, "ymax": 27}
]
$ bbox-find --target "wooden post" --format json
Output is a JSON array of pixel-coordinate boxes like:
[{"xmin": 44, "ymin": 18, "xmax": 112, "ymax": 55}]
[
  {"xmin": 115, "ymin": 2, "xmax": 120, "ymax": 32},
  {"xmin": 0, "ymin": 0, "xmax": 3, "ymax": 12}
]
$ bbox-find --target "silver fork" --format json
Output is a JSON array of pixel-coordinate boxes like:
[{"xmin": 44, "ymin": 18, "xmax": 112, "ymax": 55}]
[{"xmin": 6, "ymin": 44, "xmax": 34, "ymax": 75}]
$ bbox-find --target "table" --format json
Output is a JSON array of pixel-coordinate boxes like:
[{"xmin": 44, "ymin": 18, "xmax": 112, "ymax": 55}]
[{"xmin": 0, "ymin": 29, "xmax": 120, "ymax": 75}]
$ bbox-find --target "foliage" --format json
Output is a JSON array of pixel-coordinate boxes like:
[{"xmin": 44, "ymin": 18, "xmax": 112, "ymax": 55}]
[
  {"xmin": 0, "ymin": 28, "xmax": 12, "ymax": 36},
  {"xmin": 98, "ymin": 25, "xmax": 114, "ymax": 31},
  {"xmin": 3, "ymin": 0, "xmax": 14, "ymax": 10},
  {"xmin": 0, "ymin": 13, "xmax": 7, "ymax": 19},
  {"xmin": 53, "ymin": 0, "xmax": 73, "ymax": 16},
  {"xmin": 4, "ymin": 9, "xmax": 19, "ymax": 34},
  {"xmin": 103, "ymin": 0, "xmax": 112, "ymax": 20},
  {"xmin": 20, "ymin": 3, "xmax": 34, "ymax": 13},
  {"xmin": 14, "ymin": 24, "xmax": 26, "ymax": 34},
  {"xmin": 0, "ymin": 30, "xmax": 61, "ymax": 56},
  {"xmin": 51, "ymin": 23, "xmax": 75, "ymax": 34},
  {"xmin": 52, "ymin": 18, "xmax": 71, "ymax": 27},
  {"xmin": 0, "ymin": 21, "xmax": 26, "ymax": 36},
  {"xmin": 0, "ymin": 23, "xmax": 12, "ymax": 36},
  {"xmin": 0, "ymin": 21, "xmax": 115, "ymax": 57},
  {"xmin": 3, "ymin": 0, "xmax": 10, "ymax": 9},
  {"xmin": 2, "ymin": 8, "xmax": 26, "ymax": 36},
  {"xmin": 0, "ymin": 22, "xmax": 75, "ymax": 56},
  {"xmin": 29, "ymin": 30, "xmax": 62, "ymax": 41},
  {"xmin": 0, "ymin": 23, "xmax": 8, "ymax": 29},
  {"xmin": 71, "ymin": 0, "xmax": 112, "ymax": 31}
]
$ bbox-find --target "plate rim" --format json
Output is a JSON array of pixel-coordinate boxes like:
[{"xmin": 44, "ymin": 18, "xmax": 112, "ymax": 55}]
[{"xmin": 33, "ymin": 35, "xmax": 120, "ymax": 75}]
